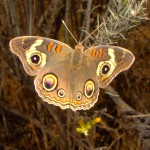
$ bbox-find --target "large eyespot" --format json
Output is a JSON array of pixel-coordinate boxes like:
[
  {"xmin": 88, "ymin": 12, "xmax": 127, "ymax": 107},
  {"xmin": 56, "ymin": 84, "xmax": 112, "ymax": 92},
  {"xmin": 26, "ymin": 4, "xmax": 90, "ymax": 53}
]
[
  {"xmin": 101, "ymin": 63, "xmax": 111, "ymax": 76},
  {"xmin": 84, "ymin": 80, "xmax": 95, "ymax": 99},
  {"xmin": 76, "ymin": 92, "xmax": 82, "ymax": 101},
  {"xmin": 96, "ymin": 61, "xmax": 116, "ymax": 78},
  {"xmin": 26, "ymin": 50, "xmax": 46, "ymax": 67},
  {"xmin": 57, "ymin": 89, "xmax": 65, "ymax": 98},
  {"xmin": 30, "ymin": 53, "xmax": 42, "ymax": 65},
  {"xmin": 42, "ymin": 74, "xmax": 58, "ymax": 91}
]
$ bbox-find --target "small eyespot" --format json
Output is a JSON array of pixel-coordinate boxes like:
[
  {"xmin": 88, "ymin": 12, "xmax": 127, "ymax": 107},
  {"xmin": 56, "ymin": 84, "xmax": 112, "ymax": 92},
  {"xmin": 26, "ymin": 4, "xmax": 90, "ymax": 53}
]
[
  {"xmin": 42, "ymin": 74, "xmax": 57, "ymax": 91},
  {"xmin": 57, "ymin": 89, "xmax": 65, "ymax": 98},
  {"xmin": 76, "ymin": 92, "xmax": 82, "ymax": 101},
  {"xmin": 23, "ymin": 45, "xmax": 28, "ymax": 49},
  {"xmin": 30, "ymin": 53, "xmax": 42, "ymax": 65},
  {"xmin": 84, "ymin": 80, "xmax": 95, "ymax": 99},
  {"xmin": 101, "ymin": 63, "xmax": 111, "ymax": 76},
  {"xmin": 117, "ymin": 58, "xmax": 122, "ymax": 62}
]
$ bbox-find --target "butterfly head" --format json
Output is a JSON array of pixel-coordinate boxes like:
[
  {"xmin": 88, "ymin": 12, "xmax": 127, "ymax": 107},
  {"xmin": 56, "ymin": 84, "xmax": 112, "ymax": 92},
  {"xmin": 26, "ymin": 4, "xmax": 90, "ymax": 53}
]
[{"xmin": 74, "ymin": 42, "xmax": 84, "ymax": 52}]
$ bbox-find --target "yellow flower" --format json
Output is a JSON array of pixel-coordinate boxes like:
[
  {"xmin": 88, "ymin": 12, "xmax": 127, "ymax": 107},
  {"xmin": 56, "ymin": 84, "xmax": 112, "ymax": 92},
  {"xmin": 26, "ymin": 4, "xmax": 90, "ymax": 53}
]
[{"xmin": 76, "ymin": 117, "xmax": 102, "ymax": 136}]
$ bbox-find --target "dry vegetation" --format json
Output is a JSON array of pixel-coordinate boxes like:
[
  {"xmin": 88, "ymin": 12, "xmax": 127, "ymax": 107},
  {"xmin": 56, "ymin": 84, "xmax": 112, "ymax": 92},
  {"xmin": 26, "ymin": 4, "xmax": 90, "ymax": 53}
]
[{"xmin": 0, "ymin": 0, "xmax": 150, "ymax": 150}]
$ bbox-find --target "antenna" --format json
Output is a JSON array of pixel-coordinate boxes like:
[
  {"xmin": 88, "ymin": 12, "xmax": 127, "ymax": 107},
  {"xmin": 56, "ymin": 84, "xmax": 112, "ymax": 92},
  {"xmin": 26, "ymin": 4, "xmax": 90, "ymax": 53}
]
[
  {"xmin": 62, "ymin": 20, "xmax": 78, "ymax": 44},
  {"xmin": 62, "ymin": 20, "xmax": 103, "ymax": 44},
  {"xmin": 81, "ymin": 23, "xmax": 103, "ymax": 43}
]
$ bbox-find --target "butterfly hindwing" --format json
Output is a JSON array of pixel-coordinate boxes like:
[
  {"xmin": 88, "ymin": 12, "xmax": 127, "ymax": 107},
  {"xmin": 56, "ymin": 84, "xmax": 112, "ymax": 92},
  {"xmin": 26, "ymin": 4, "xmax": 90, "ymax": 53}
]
[{"xmin": 34, "ymin": 50, "xmax": 99, "ymax": 111}]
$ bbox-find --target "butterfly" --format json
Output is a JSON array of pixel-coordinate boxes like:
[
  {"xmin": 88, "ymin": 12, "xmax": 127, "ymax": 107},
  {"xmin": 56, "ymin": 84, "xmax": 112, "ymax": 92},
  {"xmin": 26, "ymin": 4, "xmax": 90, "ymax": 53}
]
[{"xmin": 9, "ymin": 36, "xmax": 135, "ymax": 111}]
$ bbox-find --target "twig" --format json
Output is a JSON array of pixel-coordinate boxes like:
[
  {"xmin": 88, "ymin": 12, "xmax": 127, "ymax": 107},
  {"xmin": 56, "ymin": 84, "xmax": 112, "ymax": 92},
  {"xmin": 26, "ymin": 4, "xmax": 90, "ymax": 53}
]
[
  {"xmin": 106, "ymin": 134, "xmax": 124, "ymax": 150},
  {"xmin": 2, "ymin": 113, "xmax": 8, "ymax": 135},
  {"xmin": 126, "ymin": 114, "xmax": 150, "ymax": 118},
  {"xmin": 66, "ymin": 110, "xmax": 72, "ymax": 150},
  {"xmin": 42, "ymin": 102, "xmax": 66, "ymax": 139},
  {"xmin": 83, "ymin": 0, "xmax": 92, "ymax": 47},
  {"xmin": 104, "ymin": 85, "xmax": 137, "ymax": 114},
  {"xmin": 0, "ymin": 67, "xmax": 5, "ymax": 98},
  {"xmin": 24, "ymin": 0, "xmax": 33, "ymax": 35},
  {"xmin": 8, "ymin": 0, "xmax": 20, "ymax": 35},
  {"xmin": 46, "ymin": 0, "xmax": 64, "ymax": 37},
  {"xmin": 64, "ymin": 0, "xmax": 70, "ymax": 43},
  {"xmin": 79, "ymin": 0, "xmax": 92, "ymax": 43}
]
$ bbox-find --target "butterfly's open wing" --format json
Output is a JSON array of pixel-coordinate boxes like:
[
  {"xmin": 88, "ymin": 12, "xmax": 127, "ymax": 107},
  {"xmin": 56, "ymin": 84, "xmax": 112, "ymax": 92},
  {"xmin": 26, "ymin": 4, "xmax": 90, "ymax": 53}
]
[
  {"xmin": 84, "ymin": 45, "xmax": 135, "ymax": 88},
  {"xmin": 9, "ymin": 36, "xmax": 73, "ymax": 76}
]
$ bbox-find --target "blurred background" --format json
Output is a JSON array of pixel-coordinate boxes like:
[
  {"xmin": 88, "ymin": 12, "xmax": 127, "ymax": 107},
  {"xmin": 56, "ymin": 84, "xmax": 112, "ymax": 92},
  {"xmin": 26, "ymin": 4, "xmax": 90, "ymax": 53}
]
[{"xmin": 0, "ymin": 0, "xmax": 150, "ymax": 149}]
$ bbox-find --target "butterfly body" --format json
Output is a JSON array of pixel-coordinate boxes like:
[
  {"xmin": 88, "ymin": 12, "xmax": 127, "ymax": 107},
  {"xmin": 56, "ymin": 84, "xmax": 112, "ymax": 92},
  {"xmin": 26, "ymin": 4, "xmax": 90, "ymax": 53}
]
[
  {"xmin": 9, "ymin": 36, "xmax": 135, "ymax": 111},
  {"xmin": 70, "ymin": 43, "xmax": 83, "ymax": 67}
]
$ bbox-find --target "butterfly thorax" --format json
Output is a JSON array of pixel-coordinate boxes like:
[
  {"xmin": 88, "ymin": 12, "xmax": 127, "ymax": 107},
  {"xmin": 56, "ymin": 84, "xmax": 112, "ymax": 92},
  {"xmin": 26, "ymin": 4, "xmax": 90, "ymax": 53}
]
[{"xmin": 72, "ymin": 43, "xmax": 84, "ymax": 66}]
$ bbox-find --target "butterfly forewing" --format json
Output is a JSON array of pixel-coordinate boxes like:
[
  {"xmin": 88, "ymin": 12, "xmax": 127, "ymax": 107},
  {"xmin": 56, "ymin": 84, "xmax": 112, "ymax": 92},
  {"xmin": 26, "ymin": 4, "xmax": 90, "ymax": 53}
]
[
  {"xmin": 84, "ymin": 45, "xmax": 135, "ymax": 88},
  {"xmin": 9, "ymin": 36, "xmax": 73, "ymax": 76}
]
